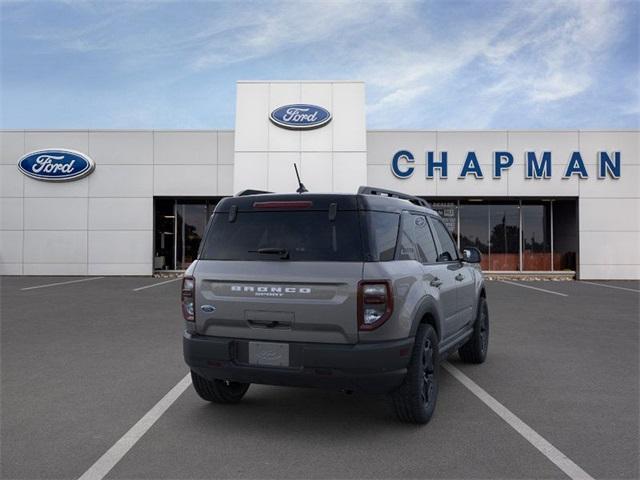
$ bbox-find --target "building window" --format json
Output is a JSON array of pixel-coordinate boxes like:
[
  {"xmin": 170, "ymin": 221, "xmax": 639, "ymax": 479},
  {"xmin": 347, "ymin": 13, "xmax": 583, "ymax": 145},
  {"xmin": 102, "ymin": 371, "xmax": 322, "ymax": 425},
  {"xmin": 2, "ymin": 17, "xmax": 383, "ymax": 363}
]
[
  {"xmin": 457, "ymin": 201, "xmax": 520, "ymax": 271},
  {"xmin": 552, "ymin": 199, "xmax": 578, "ymax": 271},
  {"xmin": 459, "ymin": 201, "xmax": 490, "ymax": 270},
  {"xmin": 489, "ymin": 202, "xmax": 520, "ymax": 271},
  {"xmin": 429, "ymin": 197, "xmax": 577, "ymax": 273},
  {"xmin": 521, "ymin": 201, "xmax": 552, "ymax": 271}
]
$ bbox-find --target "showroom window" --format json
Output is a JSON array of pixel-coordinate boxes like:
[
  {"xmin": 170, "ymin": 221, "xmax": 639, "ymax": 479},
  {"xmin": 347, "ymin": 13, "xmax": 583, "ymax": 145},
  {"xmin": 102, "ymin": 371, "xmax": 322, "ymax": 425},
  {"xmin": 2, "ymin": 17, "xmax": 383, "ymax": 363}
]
[
  {"xmin": 522, "ymin": 201, "xmax": 552, "ymax": 271},
  {"xmin": 489, "ymin": 202, "xmax": 520, "ymax": 271},
  {"xmin": 427, "ymin": 198, "xmax": 578, "ymax": 272},
  {"xmin": 552, "ymin": 199, "xmax": 578, "ymax": 271},
  {"xmin": 459, "ymin": 201, "xmax": 490, "ymax": 270}
]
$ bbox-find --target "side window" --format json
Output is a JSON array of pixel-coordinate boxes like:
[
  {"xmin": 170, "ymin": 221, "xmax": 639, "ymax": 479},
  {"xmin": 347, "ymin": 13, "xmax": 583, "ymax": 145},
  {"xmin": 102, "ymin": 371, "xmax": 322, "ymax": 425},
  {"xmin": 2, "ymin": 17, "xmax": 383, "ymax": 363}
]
[
  {"xmin": 430, "ymin": 218, "xmax": 458, "ymax": 262},
  {"xmin": 396, "ymin": 213, "xmax": 419, "ymax": 261},
  {"xmin": 412, "ymin": 215, "xmax": 438, "ymax": 263},
  {"xmin": 367, "ymin": 212, "xmax": 400, "ymax": 261}
]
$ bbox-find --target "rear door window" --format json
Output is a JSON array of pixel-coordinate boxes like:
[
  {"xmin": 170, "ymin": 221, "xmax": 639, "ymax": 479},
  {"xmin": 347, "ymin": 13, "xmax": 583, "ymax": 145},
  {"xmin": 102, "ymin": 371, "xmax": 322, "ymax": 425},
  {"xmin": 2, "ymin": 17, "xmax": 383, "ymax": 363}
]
[
  {"xmin": 430, "ymin": 217, "xmax": 459, "ymax": 262},
  {"xmin": 412, "ymin": 215, "xmax": 439, "ymax": 263},
  {"xmin": 200, "ymin": 211, "xmax": 362, "ymax": 261},
  {"xmin": 397, "ymin": 213, "xmax": 440, "ymax": 263}
]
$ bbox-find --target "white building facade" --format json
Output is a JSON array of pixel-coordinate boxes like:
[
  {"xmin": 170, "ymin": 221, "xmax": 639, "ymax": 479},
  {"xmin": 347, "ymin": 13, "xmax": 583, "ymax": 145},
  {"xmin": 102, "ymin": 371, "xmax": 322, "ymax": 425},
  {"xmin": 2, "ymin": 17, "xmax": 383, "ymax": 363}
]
[{"xmin": 1, "ymin": 80, "xmax": 638, "ymax": 279}]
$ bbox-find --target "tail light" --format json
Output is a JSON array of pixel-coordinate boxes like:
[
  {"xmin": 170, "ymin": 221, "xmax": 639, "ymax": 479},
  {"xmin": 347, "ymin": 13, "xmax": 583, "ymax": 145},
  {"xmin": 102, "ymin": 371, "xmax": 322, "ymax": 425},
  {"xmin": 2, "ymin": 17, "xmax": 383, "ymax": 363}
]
[
  {"xmin": 358, "ymin": 280, "xmax": 393, "ymax": 331},
  {"xmin": 181, "ymin": 276, "xmax": 195, "ymax": 321}
]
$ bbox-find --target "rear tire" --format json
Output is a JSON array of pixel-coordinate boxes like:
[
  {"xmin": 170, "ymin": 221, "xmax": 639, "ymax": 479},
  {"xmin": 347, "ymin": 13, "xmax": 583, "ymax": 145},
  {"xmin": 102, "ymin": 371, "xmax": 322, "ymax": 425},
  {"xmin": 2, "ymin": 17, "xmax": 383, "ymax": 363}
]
[
  {"xmin": 391, "ymin": 324, "xmax": 439, "ymax": 424},
  {"xmin": 190, "ymin": 370, "xmax": 250, "ymax": 404},
  {"xmin": 458, "ymin": 297, "xmax": 489, "ymax": 364}
]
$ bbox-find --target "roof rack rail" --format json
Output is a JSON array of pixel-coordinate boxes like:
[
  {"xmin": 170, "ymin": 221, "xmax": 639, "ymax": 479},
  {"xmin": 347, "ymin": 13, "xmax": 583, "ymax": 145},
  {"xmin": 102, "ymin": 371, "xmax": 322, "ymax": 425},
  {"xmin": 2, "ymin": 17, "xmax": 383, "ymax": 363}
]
[
  {"xmin": 235, "ymin": 189, "xmax": 272, "ymax": 197},
  {"xmin": 357, "ymin": 186, "xmax": 431, "ymax": 208}
]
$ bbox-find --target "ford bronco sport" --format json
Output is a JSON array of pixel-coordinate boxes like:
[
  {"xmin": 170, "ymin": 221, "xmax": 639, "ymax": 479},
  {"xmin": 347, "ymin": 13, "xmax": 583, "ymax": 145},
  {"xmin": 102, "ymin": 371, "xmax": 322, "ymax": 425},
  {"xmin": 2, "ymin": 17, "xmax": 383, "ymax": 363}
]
[{"xmin": 182, "ymin": 186, "xmax": 488, "ymax": 424}]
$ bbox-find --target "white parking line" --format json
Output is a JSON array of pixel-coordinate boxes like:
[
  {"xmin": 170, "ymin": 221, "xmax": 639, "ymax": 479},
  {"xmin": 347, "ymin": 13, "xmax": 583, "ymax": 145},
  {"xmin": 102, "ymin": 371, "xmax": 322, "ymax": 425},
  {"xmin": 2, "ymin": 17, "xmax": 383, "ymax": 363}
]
[
  {"xmin": 499, "ymin": 280, "xmax": 568, "ymax": 297},
  {"xmin": 443, "ymin": 363, "xmax": 594, "ymax": 480},
  {"xmin": 21, "ymin": 277, "xmax": 104, "ymax": 291},
  {"xmin": 133, "ymin": 277, "xmax": 182, "ymax": 292},
  {"xmin": 580, "ymin": 281, "xmax": 640, "ymax": 293},
  {"xmin": 77, "ymin": 373, "xmax": 192, "ymax": 480}
]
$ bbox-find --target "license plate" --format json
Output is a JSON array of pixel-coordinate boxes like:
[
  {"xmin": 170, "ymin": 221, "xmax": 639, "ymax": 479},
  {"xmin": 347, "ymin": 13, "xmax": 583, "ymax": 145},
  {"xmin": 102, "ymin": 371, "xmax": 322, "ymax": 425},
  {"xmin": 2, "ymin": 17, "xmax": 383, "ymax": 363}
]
[{"xmin": 248, "ymin": 341, "xmax": 290, "ymax": 367}]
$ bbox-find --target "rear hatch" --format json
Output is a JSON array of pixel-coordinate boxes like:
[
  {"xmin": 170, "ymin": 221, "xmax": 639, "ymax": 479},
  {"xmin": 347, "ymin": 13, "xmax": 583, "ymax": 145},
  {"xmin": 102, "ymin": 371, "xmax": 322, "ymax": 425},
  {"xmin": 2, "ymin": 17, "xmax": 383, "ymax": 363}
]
[{"xmin": 193, "ymin": 195, "xmax": 364, "ymax": 344}]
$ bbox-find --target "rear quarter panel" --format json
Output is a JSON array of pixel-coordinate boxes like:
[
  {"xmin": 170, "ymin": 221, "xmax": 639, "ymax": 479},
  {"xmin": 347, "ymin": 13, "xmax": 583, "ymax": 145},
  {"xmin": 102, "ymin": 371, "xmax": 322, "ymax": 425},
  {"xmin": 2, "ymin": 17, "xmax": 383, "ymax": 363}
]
[{"xmin": 359, "ymin": 261, "xmax": 426, "ymax": 342}]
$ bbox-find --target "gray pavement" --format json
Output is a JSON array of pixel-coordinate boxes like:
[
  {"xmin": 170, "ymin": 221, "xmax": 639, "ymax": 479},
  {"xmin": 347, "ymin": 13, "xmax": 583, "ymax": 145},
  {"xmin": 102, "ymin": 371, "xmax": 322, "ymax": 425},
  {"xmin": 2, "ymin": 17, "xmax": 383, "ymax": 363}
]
[{"xmin": 1, "ymin": 276, "xmax": 638, "ymax": 479}]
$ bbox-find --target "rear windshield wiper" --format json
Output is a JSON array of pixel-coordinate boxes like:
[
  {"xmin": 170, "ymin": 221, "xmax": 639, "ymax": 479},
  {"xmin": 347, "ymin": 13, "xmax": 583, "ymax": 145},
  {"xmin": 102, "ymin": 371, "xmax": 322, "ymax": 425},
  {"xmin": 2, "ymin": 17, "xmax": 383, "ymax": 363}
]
[{"xmin": 248, "ymin": 247, "xmax": 290, "ymax": 260}]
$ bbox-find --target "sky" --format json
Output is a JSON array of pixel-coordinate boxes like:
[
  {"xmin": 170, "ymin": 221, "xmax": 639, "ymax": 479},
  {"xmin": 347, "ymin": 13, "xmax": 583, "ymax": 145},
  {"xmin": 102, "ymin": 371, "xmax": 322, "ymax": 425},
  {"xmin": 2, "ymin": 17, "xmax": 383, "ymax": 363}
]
[{"xmin": 1, "ymin": 0, "xmax": 638, "ymax": 129}]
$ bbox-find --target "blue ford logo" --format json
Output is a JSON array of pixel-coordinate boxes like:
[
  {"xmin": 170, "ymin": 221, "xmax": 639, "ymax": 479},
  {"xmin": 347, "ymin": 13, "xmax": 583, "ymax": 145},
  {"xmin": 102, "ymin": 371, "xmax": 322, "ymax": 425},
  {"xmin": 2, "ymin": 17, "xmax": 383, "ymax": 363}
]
[
  {"xmin": 270, "ymin": 104, "xmax": 331, "ymax": 130},
  {"xmin": 201, "ymin": 305, "xmax": 216, "ymax": 313},
  {"xmin": 17, "ymin": 149, "xmax": 95, "ymax": 182}
]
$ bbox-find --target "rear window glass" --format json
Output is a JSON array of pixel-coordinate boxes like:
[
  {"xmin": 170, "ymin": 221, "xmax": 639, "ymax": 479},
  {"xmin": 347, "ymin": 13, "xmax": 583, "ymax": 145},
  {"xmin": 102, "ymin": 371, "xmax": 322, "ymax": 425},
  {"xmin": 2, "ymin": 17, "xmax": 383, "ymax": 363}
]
[{"xmin": 200, "ymin": 211, "xmax": 363, "ymax": 262}]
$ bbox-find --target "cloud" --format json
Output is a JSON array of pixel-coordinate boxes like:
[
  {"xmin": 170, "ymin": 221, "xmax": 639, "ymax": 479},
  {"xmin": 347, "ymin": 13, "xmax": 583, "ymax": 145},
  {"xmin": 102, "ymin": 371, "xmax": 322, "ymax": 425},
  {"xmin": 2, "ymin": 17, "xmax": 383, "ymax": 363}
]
[
  {"xmin": 364, "ymin": 0, "xmax": 628, "ymax": 125},
  {"xmin": 1, "ymin": 0, "xmax": 636, "ymax": 129},
  {"xmin": 188, "ymin": 1, "xmax": 415, "ymax": 71}
]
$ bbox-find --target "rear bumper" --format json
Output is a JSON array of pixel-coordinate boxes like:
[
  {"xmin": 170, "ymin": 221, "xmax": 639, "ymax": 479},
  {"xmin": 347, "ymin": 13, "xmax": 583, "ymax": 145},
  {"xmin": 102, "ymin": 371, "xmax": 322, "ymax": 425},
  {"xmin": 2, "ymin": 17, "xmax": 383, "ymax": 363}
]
[{"xmin": 183, "ymin": 332, "xmax": 414, "ymax": 394}]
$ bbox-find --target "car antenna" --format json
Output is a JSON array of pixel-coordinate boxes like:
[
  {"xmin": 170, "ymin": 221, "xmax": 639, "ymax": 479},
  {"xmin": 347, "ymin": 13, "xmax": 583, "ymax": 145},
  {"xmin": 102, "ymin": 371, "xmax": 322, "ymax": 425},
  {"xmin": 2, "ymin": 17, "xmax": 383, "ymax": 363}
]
[{"xmin": 294, "ymin": 163, "xmax": 308, "ymax": 193}]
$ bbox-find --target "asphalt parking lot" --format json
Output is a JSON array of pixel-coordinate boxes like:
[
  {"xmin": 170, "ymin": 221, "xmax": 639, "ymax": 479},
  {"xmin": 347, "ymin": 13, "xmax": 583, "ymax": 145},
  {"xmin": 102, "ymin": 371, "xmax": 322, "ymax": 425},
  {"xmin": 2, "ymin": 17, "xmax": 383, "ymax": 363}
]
[{"xmin": 1, "ymin": 276, "xmax": 638, "ymax": 480}]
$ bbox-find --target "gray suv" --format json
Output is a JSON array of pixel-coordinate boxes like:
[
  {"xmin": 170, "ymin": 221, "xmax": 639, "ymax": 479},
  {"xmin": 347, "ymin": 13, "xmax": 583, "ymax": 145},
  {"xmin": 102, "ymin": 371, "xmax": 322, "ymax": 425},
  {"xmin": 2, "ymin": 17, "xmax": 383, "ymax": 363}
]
[{"xmin": 182, "ymin": 186, "xmax": 488, "ymax": 424}]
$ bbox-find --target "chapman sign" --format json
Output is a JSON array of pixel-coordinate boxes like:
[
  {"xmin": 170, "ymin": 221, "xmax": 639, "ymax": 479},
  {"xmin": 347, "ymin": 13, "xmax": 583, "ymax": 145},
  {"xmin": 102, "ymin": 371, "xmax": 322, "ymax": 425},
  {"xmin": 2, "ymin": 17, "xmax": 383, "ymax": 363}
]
[
  {"xmin": 391, "ymin": 150, "xmax": 622, "ymax": 179},
  {"xmin": 17, "ymin": 149, "xmax": 95, "ymax": 182},
  {"xmin": 270, "ymin": 104, "xmax": 331, "ymax": 130}
]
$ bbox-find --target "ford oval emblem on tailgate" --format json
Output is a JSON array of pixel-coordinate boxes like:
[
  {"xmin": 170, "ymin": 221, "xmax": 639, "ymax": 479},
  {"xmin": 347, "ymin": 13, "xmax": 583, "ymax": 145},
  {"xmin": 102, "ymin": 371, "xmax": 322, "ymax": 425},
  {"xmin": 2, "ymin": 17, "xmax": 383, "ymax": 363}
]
[{"xmin": 201, "ymin": 305, "xmax": 216, "ymax": 313}]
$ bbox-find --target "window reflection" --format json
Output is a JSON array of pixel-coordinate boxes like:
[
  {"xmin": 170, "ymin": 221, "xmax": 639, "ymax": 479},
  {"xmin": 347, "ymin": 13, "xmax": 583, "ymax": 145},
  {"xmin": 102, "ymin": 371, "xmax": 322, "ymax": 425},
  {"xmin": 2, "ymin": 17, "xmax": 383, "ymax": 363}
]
[
  {"xmin": 459, "ymin": 203, "xmax": 490, "ymax": 270},
  {"xmin": 438, "ymin": 199, "xmax": 575, "ymax": 272},
  {"xmin": 489, "ymin": 203, "xmax": 520, "ymax": 270},
  {"xmin": 522, "ymin": 202, "xmax": 551, "ymax": 271}
]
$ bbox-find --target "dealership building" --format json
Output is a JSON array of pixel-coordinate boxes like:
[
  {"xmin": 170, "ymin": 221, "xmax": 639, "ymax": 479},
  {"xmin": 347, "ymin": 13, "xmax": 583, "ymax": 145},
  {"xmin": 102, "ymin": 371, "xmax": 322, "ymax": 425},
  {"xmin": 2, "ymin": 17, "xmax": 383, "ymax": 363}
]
[{"xmin": 1, "ymin": 80, "xmax": 638, "ymax": 279}]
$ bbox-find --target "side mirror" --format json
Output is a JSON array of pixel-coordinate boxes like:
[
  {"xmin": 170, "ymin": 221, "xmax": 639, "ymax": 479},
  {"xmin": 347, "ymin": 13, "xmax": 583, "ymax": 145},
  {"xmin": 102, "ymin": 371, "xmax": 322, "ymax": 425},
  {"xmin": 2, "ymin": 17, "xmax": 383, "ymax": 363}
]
[{"xmin": 462, "ymin": 246, "xmax": 481, "ymax": 264}]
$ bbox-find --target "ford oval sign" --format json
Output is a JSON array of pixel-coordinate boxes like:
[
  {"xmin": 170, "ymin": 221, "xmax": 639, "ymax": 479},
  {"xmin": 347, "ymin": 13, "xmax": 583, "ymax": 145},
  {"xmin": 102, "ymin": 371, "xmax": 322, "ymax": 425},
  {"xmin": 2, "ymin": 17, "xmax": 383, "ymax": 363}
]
[
  {"xmin": 270, "ymin": 104, "xmax": 331, "ymax": 130},
  {"xmin": 17, "ymin": 149, "xmax": 95, "ymax": 182}
]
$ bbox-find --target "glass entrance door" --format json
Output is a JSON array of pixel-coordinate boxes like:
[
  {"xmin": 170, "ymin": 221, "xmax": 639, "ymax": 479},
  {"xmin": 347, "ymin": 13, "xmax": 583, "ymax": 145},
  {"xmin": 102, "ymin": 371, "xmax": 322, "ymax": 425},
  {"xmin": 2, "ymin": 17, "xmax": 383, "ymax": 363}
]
[
  {"xmin": 154, "ymin": 198, "xmax": 220, "ymax": 270},
  {"xmin": 154, "ymin": 199, "xmax": 176, "ymax": 271},
  {"xmin": 176, "ymin": 202, "xmax": 208, "ymax": 270}
]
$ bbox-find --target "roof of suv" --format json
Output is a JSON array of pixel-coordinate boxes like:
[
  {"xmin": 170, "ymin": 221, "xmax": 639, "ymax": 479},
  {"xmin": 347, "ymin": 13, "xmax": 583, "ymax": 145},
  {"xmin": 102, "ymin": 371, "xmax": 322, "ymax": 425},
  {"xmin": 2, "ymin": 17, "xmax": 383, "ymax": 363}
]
[{"xmin": 215, "ymin": 192, "xmax": 438, "ymax": 216}]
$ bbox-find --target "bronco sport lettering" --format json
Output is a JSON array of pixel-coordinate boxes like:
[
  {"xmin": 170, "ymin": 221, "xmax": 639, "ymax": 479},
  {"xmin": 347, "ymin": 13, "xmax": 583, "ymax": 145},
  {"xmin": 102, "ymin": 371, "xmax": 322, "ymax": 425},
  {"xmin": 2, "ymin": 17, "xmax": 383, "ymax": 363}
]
[{"xmin": 230, "ymin": 285, "xmax": 312, "ymax": 294}]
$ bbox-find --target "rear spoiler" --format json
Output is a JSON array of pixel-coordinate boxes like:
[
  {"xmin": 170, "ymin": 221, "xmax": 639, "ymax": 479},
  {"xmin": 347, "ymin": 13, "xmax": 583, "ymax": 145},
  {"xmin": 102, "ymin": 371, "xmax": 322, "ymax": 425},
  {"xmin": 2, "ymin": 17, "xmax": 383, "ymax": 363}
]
[
  {"xmin": 235, "ymin": 189, "xmax": 273, "ymax": 196},
  {"xmin": 357, "ymin": 186, "xmax": 431, "ymax": 208}
]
